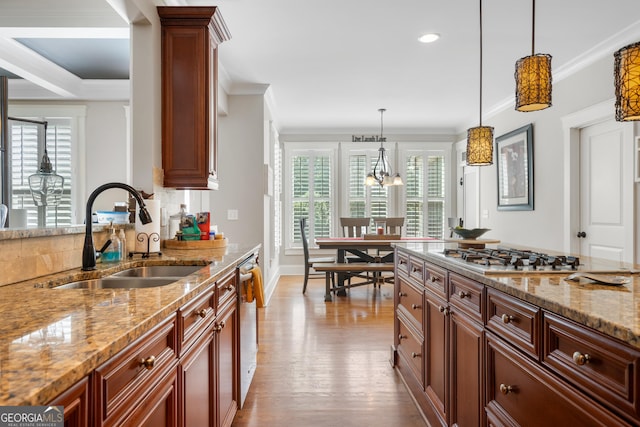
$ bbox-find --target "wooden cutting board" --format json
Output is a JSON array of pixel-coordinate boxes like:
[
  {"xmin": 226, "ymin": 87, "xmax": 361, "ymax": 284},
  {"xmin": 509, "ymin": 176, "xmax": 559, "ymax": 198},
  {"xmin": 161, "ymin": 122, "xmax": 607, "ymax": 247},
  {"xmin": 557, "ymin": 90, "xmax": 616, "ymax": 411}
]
[
  {"xmin": 444, "ymin": 238, "xmax": 500, "ymax": 249},
  {"xmin": 164, "ymin": 238, "xmax": 228, "ymax": 249}
]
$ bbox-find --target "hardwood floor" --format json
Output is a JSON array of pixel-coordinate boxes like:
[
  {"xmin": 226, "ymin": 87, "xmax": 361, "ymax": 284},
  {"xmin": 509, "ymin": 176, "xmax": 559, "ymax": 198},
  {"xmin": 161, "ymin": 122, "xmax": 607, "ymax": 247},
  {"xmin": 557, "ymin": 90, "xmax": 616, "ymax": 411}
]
[{"xmin": 232, "ymin": 275, "xmax": 427, "ymax": 426}]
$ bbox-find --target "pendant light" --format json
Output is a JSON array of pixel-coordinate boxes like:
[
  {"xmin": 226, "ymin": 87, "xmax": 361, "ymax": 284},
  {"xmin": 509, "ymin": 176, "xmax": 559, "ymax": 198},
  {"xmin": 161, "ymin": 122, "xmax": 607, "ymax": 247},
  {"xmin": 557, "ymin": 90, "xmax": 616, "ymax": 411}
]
[
  {"xmin": 365, "ymin": 108, "xmax": 403, "ymax": 186},
  {"xmin": 515, "ymin": 0, "xmax": 552, "ymax": 112},
  {"xmin": 614, "ymin": 40, "xmax": 640, "ymax": 121},
  {"xmin": 28, "ymin": 122, "xmax": 64, "ymax": 207},
  {"xmin": 466, "ymin": 0, "xmax": 494, "ymax": 166}
]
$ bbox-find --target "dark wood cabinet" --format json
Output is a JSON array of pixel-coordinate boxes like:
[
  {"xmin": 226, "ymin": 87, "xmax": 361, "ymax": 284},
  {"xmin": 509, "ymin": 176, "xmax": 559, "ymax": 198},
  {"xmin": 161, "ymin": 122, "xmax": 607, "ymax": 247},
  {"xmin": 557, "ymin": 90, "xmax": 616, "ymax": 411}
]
[
  {"xmin": 48, "ymin": 376, "xmax": 90, "ymax": 427},
  {"xmin": 158, "ymin": 6, "xmax": 231, "ymax": 189},
  {"xmin": 181, "ymin": 321, "xmax": 215, "ymax": 427},
  {"xmin": 216, "ymin": 298, "xmax": 238, "ymax": 427},
  {"xmin": 424, "ymin": 289, "xmax": 448, "ymax": 425}
]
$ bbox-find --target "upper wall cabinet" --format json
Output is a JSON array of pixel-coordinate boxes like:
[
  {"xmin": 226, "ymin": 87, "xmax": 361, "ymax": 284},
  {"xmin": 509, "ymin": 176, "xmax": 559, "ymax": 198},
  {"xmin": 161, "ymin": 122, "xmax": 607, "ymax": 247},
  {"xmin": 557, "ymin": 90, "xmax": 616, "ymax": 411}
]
[{"xmin": 158, "ymin": 7, "xmax": 231, "ymax": 190}]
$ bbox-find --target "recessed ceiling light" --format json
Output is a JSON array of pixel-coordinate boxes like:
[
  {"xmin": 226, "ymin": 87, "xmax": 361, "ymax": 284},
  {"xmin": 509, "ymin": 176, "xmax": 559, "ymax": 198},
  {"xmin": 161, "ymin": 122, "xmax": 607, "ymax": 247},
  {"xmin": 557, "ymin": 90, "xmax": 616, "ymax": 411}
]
[{"xmin": 418, "ymin": 33, "xmax": 440, "ymax": 43}]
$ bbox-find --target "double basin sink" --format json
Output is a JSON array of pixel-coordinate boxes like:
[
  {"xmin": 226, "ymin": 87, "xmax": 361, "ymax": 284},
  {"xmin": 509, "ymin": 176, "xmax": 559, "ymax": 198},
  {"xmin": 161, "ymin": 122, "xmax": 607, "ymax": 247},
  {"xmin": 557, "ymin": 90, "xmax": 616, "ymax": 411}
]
[{"xmin": 55, "ymin": 265, "xmax": 205, "ymax": 290}]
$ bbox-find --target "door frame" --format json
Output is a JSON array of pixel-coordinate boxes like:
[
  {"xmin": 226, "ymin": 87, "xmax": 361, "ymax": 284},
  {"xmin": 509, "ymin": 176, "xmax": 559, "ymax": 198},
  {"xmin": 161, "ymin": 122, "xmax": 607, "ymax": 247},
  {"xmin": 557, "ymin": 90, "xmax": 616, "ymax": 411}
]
[{"xmin": 561, "ymin": 98, "xmax": 634, "ymax": 256}]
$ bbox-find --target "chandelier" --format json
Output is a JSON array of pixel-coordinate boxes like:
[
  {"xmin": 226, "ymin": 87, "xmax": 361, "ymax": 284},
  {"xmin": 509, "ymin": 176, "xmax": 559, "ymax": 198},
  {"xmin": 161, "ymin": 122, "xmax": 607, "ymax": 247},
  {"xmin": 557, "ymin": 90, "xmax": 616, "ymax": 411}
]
[{"xmin": 365, "ymin": 108, "xmax": 403, "ymax": 187}]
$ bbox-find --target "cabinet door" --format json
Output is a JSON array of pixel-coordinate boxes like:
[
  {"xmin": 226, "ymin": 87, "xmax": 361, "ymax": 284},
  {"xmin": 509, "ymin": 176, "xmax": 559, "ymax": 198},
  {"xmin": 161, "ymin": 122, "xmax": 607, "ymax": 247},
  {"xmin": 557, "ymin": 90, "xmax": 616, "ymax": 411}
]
[
  {"xmin": 216, "ymin": 300, "xmax": 238, "ymax": 427},
  {"xmin": 48, "ymin": 377, "xmax": 90, "ymax": 427},
  {"xmin": 424, "ymin": 291, "xmax": 448, "ymax": 425},
  {"xmin": 118, "ymin": 367, "xmax": 179, "ymax": 427},
  {"xmin": 181, "ymin": 322, "xmax": 215, "ymax": 427},
  {"xmin": 450, "ymin": 309, "xmax": 484, "ymax": 427}
]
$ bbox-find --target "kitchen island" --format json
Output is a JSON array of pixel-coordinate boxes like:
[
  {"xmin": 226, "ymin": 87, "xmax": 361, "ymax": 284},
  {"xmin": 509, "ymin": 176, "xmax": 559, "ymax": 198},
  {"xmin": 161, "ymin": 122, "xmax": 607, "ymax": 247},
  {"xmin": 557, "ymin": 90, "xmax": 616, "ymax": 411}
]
[
  {"xmin": 0, "ymin": 241, "xmax": 260, "ymax": 426},
  {"xmin": 393, "ymin": 242, "xmax": 640, "ymax": 427}
]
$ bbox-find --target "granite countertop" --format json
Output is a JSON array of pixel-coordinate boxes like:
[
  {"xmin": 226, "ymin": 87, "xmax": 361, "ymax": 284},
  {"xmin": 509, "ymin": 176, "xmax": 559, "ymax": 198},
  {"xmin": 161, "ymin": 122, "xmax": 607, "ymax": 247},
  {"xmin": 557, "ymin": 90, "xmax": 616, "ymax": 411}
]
[
  {"xmin": 396, "ymin": 242, "xmax": 640, "ymax": 349},
  {"xmin": 0, "ymin": 242, "xmax": 260, "ymax": 406}
]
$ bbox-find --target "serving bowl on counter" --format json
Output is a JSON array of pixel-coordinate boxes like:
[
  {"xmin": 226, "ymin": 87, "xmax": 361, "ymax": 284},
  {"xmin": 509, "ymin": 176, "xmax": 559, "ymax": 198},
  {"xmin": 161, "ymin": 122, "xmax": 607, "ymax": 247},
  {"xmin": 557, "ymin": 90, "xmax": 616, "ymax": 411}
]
[{"xmin": 451, "ymin": 227, "xmax": 491, "ymax": 240}]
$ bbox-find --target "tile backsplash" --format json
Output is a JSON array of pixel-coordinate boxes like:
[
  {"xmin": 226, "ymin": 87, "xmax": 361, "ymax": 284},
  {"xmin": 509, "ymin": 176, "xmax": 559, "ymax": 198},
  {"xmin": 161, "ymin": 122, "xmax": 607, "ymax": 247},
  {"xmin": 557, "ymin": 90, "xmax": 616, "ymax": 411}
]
[{"xmin": 0, "ymin": 226, "xmax": 134, "ymax": 287}]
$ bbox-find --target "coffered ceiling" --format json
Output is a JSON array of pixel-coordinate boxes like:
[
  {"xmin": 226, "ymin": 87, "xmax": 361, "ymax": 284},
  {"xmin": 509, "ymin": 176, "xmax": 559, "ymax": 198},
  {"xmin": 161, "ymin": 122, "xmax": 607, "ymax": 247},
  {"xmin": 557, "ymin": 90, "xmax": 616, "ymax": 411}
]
[{"xmin": 1, "ymin": 0, "xmax": 640, "ymax": 134}]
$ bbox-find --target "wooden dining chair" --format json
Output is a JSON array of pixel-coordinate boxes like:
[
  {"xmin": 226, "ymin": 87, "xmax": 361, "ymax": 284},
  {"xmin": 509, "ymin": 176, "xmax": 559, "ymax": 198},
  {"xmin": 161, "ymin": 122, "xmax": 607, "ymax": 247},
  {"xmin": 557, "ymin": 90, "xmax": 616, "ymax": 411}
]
[
  {"xmin": 299, "ymin": 218, "xmax": 335, "ymax": 294},
  {"xmin": 340, "ymin": 217, "xmax": 370, "ymax": 237}
]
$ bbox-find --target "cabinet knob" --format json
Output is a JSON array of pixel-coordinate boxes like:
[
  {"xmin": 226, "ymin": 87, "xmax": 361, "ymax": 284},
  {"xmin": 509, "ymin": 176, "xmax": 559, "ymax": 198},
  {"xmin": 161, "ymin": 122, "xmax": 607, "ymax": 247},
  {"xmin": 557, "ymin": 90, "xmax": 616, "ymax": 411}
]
[
  {"xmin": 398, "ymin": 334, "xmax": 407, "ymax": 341},
  {"xmin": 140, "ymin": 355, "xmax": 156, "ymax": 370},
  {"xmin": 215, "ymin": 321, "xmax": 226, "ymax": 332},
  {"xmin": 411, "ymin": 352, "xmax": 421, "ymax": 359},
  {"xmin": 438, "ymin": 305, "xmax": 449, "ymax": 315},
  {"xmin": 430, "ymin": 275, "xmax": 438, "ymax": 283},
  {"xmin": 572, "ymin": 351, "xmax": 591, "ymax": 366},
  {"xmin": 196, "ymin": 309, "xmax": 207, "ymax": 318},
  {"xmin": 226, "ymin": 285, "xmax": 235, "ymax": 292},
  {"xmin": 458, "ymin": 291, "xmax": 470, "ymax": 299},
  {"xmin": 501, "ymin": 314, "xmax": 515, "ymax": 324},
  {"xmin": 399, "ymin": 259, "xmax": 407, "ymax": 265},
  {"xmin": 411, "ymin": 304, "xmax": 422, "ymax": 310},
  {"xmin": 499, "ymin": 384, "xmax": 514, "ymax": 395},
  {"xmin": 398, "ymin": 291, "xmax": 407, "ymax": 298}
]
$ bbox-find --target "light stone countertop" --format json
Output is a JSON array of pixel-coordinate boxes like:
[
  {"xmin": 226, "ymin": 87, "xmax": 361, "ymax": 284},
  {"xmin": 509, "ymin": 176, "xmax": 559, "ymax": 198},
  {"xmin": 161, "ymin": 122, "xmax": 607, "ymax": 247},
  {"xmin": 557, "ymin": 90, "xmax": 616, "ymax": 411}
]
[
  {"xmin": 0, "ymin": 242, "xmax": 260, "ymax": 406},
  {"xmin": 396, "ymin": 242, "xmax": 640, "ymax": 349}
]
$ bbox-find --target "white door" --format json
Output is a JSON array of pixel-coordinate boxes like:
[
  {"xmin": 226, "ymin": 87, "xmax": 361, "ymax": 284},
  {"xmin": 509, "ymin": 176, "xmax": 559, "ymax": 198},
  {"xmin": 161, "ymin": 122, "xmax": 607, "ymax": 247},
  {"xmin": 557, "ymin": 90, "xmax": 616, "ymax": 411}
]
[
  {"xmin": 579, "ymin": 119, "xmax": 633, "ymax": 262},
  {"xmin": 463, "ymin": 166, "xmax": 479, "ymax": 229}
]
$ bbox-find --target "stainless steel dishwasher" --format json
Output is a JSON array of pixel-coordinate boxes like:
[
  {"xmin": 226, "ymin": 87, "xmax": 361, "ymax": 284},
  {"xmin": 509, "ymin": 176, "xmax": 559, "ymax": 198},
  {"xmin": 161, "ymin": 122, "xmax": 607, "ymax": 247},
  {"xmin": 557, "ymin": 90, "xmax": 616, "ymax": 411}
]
[{"xmin": 237, "ymin": 253, "xmax": 259, "ymax": 408}]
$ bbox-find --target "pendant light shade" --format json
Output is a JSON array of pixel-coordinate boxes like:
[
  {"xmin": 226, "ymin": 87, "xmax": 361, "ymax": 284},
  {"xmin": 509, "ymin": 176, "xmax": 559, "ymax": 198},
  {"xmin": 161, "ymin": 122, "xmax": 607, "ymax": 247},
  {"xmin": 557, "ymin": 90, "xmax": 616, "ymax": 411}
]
[
  {"xmin": 515, "ymin": 53, "xmax": 552, "ymax": 111},
  {"xmin": 614, "ymin": 41, "xmax": 640, "ymax": 121},
  {"xmin": 29, "ymin": 147, "xmax": 64, "ymax": 207},
  {"xmin": 466, "ymin": 0, "xmax": 493, "ymax": 166},
  {"xmin": 466, "ymin": 126, "xmax": 494, "ymax": 166},
  {"xmin": 515, "ymin": 0, "xmax": 552, "ymax": 112},
  {"xmin": 365, "ymin": 108, "xmax": 403, "ymax": 187}
]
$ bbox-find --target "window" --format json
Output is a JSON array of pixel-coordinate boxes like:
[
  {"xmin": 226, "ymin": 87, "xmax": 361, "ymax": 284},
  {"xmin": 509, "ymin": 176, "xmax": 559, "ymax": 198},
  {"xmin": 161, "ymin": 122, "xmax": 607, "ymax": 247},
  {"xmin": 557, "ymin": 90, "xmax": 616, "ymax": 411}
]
[
  {"xmin": 286, "ymin": 144, "xmax": 335, "ymax": 249},
  {"xmin": 401, "ymin": 148, "xmax": 448, "ymax": 238},
  {"xmin": 344, "ymin": 147, "xmax": 393, "ymax": 224},
  {"xmin": 8, "ymin": 118, "xmax": 73, "ymax": 227}
]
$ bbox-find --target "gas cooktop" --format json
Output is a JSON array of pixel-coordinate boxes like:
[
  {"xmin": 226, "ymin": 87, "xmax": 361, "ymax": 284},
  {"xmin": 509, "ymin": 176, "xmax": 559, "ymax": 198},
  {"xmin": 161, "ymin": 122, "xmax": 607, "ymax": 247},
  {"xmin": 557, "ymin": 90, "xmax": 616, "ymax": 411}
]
[{"xmin": 437, "ymin": 246, "xmax": 638, "ymax": 275}]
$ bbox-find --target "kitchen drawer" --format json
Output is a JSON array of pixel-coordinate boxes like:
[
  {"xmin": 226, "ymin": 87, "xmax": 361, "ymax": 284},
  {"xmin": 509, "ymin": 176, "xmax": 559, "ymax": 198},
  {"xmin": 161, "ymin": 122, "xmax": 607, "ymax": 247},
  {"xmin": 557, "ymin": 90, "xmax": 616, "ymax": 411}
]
[
  {"xmin": 397, "ymin": 313, "xmax": 424, "ymax": 387},
  {"xmin": 409, "ymin": 257, "xmax": 425, "ymax": 284},
  {"xmin": 397, "ymin": 276, "xmax": 424, "ymax": 329},
  {"xmin": 396, "ymin": 250, "xmax": 410, "ymax": 279},
  {"xmin": 486, "ymin": 288, "xmax": 540, "ymax": 360},
  {"xmin": 543, "ymin": 311, "xmax": 640, "ymax": 421},
  {"xmin": 449, "ymin": 272, "xmax": 483, "ymax": 323},
  {"xmin": 424, "ymin": 261, "xmax": 447, "ymax": 300},
  {"xmin": 178, "ymin": 284, "xmax": 215, "ymax": 355},
  {"xmin": 217, "ymin": 269, "xmax": 237, "ymax": 311},
  {"xmin": 485, "ymin": 332, "xmax": 631, "ymax": 427},
  {"xmin": 94, "ymin": 314, "xmax": 178, "ymax": 426}
]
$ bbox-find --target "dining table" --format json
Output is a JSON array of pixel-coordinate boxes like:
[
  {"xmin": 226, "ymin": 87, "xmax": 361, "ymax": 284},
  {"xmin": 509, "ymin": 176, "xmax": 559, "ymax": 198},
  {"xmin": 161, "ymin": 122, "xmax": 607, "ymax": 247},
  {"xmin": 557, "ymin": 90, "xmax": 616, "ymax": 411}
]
[{"xmin": 315, "ymin": 236, "xmax": 440, "ymax": 293}]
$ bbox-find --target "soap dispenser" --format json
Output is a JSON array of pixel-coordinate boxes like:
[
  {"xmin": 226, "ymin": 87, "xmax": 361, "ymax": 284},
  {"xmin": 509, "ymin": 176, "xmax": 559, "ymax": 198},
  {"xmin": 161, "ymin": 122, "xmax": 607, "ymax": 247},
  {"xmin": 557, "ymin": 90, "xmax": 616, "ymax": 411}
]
[{"xmin": 102, "ymin": 223, "xmax": 122, "ymax": 263}]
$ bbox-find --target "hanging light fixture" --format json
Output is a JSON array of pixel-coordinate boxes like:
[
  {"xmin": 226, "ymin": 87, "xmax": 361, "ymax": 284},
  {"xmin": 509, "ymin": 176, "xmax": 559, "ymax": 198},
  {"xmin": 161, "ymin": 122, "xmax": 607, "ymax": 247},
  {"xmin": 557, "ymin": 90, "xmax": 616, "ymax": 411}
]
[
  {"xmin": 365, "ymin": 108, "xmax": 403, "ymax": 187},
  {"xmin": 28, "ymin": 123, "xmax": 64, "ymax": 207},
  {"xmin": 614, "ymin": 41, "xmax": 640, "ymax": 121},
  {"xmin": 466, "ymin": 0, "xmax": 494, "ymax": 166},
  {"xmin": 515, "ymin": 0, "xmax": 552, "ymax": 112}
]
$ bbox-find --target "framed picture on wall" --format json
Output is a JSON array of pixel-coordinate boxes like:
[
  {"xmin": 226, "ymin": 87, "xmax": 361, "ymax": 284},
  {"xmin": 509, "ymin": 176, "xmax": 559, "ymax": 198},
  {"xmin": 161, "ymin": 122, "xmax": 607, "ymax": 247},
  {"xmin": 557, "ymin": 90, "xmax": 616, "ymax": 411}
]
[{"xmin": 496, "ymin": 123, "xmax": 534, "ymax": 211}]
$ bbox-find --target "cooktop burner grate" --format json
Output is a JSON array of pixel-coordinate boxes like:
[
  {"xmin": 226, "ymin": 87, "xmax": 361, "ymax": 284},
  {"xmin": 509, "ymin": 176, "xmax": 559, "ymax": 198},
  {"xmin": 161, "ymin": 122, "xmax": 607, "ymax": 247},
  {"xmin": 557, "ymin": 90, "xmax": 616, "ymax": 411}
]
[{"xmin": 444, "ymin": 247, "xmax": 580, "ymax": 271}]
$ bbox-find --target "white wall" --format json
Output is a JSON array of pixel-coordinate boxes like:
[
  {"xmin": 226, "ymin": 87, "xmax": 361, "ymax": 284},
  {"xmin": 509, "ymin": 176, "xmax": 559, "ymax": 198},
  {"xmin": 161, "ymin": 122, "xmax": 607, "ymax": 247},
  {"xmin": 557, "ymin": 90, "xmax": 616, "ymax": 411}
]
[{"xmin": 464, "ymin": 54, "xmax": 630, "ymax": 251}]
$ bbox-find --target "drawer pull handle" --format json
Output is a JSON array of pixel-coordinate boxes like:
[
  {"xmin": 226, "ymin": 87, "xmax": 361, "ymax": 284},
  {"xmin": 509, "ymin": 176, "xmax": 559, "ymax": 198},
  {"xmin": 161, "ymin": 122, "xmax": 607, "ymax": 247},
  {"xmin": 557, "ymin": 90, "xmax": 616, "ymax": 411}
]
[
  {"xmin": 411, "ymin": 304, "xmax": 422, "ymax": 310},
  {"xmin": 458, "ymin": 291, "xmax": 470, "ymax": 299},
  {"xmin": 196, "ymin": 309, "xmax": 207, "ymax": 318},
  {"xmin": 438, "ymin": 305, "xmax": 449, "ymax": 315},
  {"xmin": 499, "ymin": 384, "xmax": 514, "ymax": 395},
  {"xmin": 430, "ymin": 276, "xmax": 438, "ymax": 282},
  {"xmin": 572, "ymin": 351, "xmax": 591, "ymax": 366},
  {"xmin": 411, "ymin": 352, "xmax": 421, "ymax": 359},
  {"xmin": 215, "ymin": 321, "xmax": 226, "ymax": 332},
  {"xmin": 501, "ymin": 314, "xmax": 515, "ymax": 324},
  {"xmin": 398, "ymin": 334, "xmax": 407, "ymax": 340},
  {"xmin": 398, "ymin": 291, "xmax": 407, "ymax": 297},
  {"xmin": 140, "ymin": 355, "xmax": 156, "ymax": 370}
]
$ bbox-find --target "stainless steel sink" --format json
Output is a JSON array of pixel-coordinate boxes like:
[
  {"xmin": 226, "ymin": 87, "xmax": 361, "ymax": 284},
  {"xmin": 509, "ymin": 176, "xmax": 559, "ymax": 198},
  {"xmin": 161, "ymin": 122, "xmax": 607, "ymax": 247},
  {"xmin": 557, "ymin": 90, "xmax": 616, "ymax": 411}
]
[
  {"xmin": 55, "ymin": 277, "xmax": 179, "ymax": 290},
  {"xmin": 110, "ymin": 265, "xmax": 204, "ymax": 278}
]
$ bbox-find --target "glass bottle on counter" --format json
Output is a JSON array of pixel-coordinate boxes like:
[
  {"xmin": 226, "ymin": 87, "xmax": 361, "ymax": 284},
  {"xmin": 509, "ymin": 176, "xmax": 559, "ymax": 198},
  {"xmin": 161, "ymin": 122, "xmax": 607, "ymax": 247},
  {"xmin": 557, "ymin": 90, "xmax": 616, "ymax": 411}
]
[
  {"xmin": 169, "ymin": 204, "xmax": 187, "ymax": 239},
  {"xmin": 102, "ymin": 223, "xmax": 122, "ymax": 263}
]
